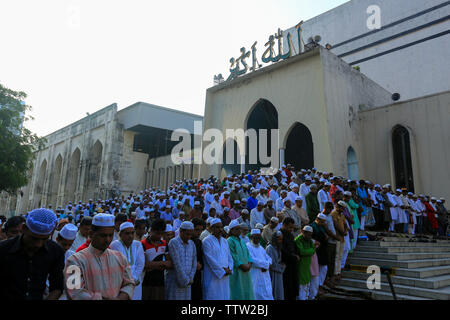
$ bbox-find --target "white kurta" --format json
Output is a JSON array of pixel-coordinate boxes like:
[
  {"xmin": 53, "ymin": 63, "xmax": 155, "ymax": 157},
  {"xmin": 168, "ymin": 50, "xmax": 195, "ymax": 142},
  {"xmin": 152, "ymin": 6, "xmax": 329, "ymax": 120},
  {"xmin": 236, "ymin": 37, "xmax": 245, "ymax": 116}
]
[
  {"xmin": 246, "ymin": 242, "xmax": 273, "ymax": 300},
  {"xmin": 202, "ymin": 235, "xmax": 234, "ymax": 300},
  {"xmin": 110, "ymin": 239, "xmax": 146, "ymax": 300},
  {"xmin": 387, "ymin": 193, "xmax": 398, "ymax": 221},
  {"xmin": 317, "ymin": 189, "xmax": 332, "ymax": 212},
  {"xmin": 250, "ymin": 208, "xmax": 266, "ymax": 229}
]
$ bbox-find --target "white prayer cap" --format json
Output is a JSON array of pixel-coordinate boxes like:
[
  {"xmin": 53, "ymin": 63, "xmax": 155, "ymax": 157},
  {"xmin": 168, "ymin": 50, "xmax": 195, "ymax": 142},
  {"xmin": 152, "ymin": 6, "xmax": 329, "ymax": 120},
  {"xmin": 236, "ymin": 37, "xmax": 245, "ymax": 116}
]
[
  {"xmin": 305, "ymin": 177, "xmax": 312, "ymax": 181},
  {"xmin": 282, "ymin": 165, "xmax": 286, "ymax": 168},
  {"xmin": 382, "ymin": 184, "xmax": 390, "ymax": 188},
  {"xmin": 234, "ymin": 200, "xmax": 241, "ymax": 204},
  {"xmin": 437, "ymin": 200, "xmax": 442, "ymax": 203},
  {"xmin": 120, "ymin": 222, "xmax": 134, "ymax": 232},
  {"xmin": 194, "ymin": 201, "xmax": 201, "ymax": 205},
  {"xmin": 325, "ymin": 182, "xmax": 332, "ymax": 186},
  {"xmin": 59, "ymin": 224, "xmax": 78, "ymax": 240},
  {"xmin": 180, "ymin": 221, "xmax": 194, "ymax": 230},
  {"xmin": 440, "ymin": 197, "xmax": 445, "ymax": 201},
  {"xmin": 408, "ymin": 192, "xmax": 413, "ymax": 196},
  {"xmin": 241, "ymin": 209, "xmax": 249, "ymax": 214},
  {"xmin": 338, "ymin": 200, "xmax": 347, "ymax": 207},
  {"xmin": 236, "ymin": 184, "xmax": 241, "ymax": 188},
  {"xmin": 431, "ymin": 197, "xmax": 437, "ymax": 200},
  {"xmin": 250, "ymin": 229, "xmax": 261, "ymax": 235},
  {"xmin": 295, "ymin": 196, "xmax": 303, "ymax": 201},
  {"xmin": 224, "ymin": 191, "xmax": 230, "ymax": 195},
  {"xmin": 317, "ymin": 213, "xmax": 327, "ymax": 220},
  {"xmin": 344, "ymin": 191, "xmax": 352, "ymax": 196},
  {"xmin": 229, "ymin": 219, "xmax": 240, "ymax": 230},
  {"xmin": 291, "ymin": 184, "xmax": 299, "ymax": 189},
  {"xmin": 224, "ymin": 207, "xmax": 230, "ymax": 212},
  {"xmin": 241, "ymin": 198, "xmax": 248, "ymax": 202},
  {"xmin": 303, "ymin": 225, "xmax": 313, "ymax": 232},
  {"xmin": 270, "ymin": 217, "xmax": 279, "ymax": 223},
  {"xmin": 165, "ymin": 205, "xmax": 172, "ymax": 209},
  {"xmin": 92, "ymin": 213, "xmax": 115, "ymax": 227},
  {"xmin": 210, "ymin": 218, "xmax": 222, "ymax": 226},
  {"xmin": 365, "ymin": 180, "xmax": 371, "ymax": 184},
  {"xmin": 165, "ymin": 224, "xmax": 173, "ymax": 232},
  {"xmin": 374, "ymin": 184, "xmax": 381, "ymax": 188},
  {"xmin": 396, "ymin": 189, "xmax": 401, "ymax": 192},
  {"xmin": 224, "ymin": 226, "xmax": 230, "ymax": 234},
  {"xmin": 255, "ymin": 223, "xmax": 264, "ymax": 230}
]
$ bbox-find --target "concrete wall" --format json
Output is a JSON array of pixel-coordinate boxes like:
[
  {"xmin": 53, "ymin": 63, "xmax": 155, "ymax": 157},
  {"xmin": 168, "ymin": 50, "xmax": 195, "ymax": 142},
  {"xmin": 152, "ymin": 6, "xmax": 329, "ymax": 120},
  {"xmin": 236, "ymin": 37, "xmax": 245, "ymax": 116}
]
[
  {"xmin": 319, "ymin": 47, "xmax": 392, "ymax": 177},
  {"xmin": 359, "ymin": 90, "xmax": 450, "ymax": 201},
  {"xmin": 284, "ymin": 0, "xmax": 450, "ymax": 101},
  {"xmin": 201, "ymin": 47, "xmax": 330, "ymax": 178},
  {"xmin": 1, "ymin": 104, "xmax": 122, "ymax": 215},
  {"xmin": 118, "ymin": 131, "xmax": 149, "ymax": 195}
]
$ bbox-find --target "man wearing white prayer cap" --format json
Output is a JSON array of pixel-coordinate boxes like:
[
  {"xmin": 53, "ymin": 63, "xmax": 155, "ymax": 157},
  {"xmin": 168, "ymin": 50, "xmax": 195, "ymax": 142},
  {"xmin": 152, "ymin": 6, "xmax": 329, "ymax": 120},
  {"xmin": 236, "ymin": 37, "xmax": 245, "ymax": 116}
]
[
  {"xmin": 227, "ymin": 218, "xmax": 254, "ymax": 299},
  {"xmin": 262, "ymin": 216, "xmax": 279, "ymax": 245},
  {"xmin": 247, "ymin": 228, "xmax": 273, "ymax": 300},
  {"xmin": 165, "ymin": 220, "xmax": 197, "ymax": 300},
  {"xmin": 202, "ymin": 217, "xmax": 233, "ymax": 300},
  {"xmin": 64, "ymin": 213, "xmax": 135, "ymax": 300},
  {"xmin": 110, "ymin": 221, "xmax": 145, "ymax": 300},
  {"xmin": 56, "ymin": 223, "xmax": 78, "ymax": 262},
  {"xmin": 294, "ymin": 224, "xmax": 316, "ymax": 300}
]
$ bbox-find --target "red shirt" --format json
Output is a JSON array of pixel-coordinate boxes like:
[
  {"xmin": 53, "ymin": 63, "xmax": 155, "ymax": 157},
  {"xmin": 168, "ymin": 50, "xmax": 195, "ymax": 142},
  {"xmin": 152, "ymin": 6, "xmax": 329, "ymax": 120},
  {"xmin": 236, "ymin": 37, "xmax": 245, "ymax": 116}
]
[{"xmin": 76, "ymin": 239, "xmax": 91, "ymax": 252}]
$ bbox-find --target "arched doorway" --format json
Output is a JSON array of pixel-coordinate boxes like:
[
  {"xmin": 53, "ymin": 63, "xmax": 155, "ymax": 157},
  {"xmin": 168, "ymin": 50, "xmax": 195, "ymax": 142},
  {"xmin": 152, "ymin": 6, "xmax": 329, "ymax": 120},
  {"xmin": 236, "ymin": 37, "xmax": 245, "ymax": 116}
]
[
  {"xmin": 65, "ymin": 148, "xmax": 81, "ymax": 203},
  {"xmin": 284, "ymin": 122, "xmax": 314, "ymax": 170},
  {"xmin": 245, "ymin": 99, "xmax": 278, "ymax": 172},
  {"xmin": 221, "ymin": 139, "xmax": 242, "ymax": 176},
  {"xmin": 392, "ymin": 125, "xmax": 414, "ymax": 192},
  {"xmin": 86, "ymin": 141, "xmax": 103, "ymax": 200},
  {"xmin": 347, "ymin": 146, "xmax": 359, "ymax": 181},
  {"xmin": 34, "ymin": 159, "xmax": 47, "ymax": 208},
  {"xmin": 49, "ymin": 154, "xmax": 63, "ymax": 207}
]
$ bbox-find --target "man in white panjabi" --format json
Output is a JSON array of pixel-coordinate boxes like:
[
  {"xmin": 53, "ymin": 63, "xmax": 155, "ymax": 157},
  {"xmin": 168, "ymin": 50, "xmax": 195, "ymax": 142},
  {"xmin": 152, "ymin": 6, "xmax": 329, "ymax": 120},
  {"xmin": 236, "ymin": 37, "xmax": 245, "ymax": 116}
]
[
  {"xmin": 202, "ymin": 218, "xmax": 233, "ymax": 300},
  {"xmin": 246, "ymin": 229, "xmax": 273, "ymax": 300},
  {"xmin": 110, "ymin": 222, "xmax": 145, "ymax": 300}
]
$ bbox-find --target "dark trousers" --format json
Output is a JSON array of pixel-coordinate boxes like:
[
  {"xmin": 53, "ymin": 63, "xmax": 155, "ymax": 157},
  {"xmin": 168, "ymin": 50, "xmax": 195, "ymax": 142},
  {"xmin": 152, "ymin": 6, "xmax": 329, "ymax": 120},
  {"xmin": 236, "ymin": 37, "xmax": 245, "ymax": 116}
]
[
  {"xmin": 416, "ymin": 216, "xmax": 423, "ymax": 235},
  {"xmin": 373, "ymin": 208, "xmax": 384, "ymax": 231},
  {"xmin": 327, "ymin": 242, "xmax": 337, "ymax": 277},
  {"xmin": 283, "ymin": 264, "xmax": 298, "ymax": 300}
]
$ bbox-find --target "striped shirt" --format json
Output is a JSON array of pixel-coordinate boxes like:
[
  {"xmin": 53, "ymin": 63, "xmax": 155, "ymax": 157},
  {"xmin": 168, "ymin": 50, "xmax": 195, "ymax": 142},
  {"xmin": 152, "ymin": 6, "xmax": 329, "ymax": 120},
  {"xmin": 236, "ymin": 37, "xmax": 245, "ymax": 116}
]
[{"xmin": 64, "ymin": 244, "xmax": 135, "ymax": 300}]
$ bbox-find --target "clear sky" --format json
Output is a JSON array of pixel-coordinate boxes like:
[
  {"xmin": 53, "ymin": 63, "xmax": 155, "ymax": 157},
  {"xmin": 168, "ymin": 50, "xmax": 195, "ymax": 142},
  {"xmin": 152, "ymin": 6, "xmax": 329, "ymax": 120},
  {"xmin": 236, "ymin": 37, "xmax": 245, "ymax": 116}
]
[{"xmin": 0, "ymin": 0, "xmax": 349, "ymax": 137}]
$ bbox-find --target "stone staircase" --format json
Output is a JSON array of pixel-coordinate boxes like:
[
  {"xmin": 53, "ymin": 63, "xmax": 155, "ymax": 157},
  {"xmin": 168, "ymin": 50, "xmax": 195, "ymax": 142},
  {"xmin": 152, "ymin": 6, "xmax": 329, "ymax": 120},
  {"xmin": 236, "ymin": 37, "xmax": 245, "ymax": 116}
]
[{"xmin": 336, "ymin": 236, "xmax": 450, "ymax": 300}]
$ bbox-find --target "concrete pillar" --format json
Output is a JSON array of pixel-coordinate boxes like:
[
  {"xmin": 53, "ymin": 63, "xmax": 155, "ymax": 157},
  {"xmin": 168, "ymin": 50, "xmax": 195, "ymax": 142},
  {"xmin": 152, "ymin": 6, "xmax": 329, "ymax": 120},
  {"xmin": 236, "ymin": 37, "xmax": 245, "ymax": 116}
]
[{"xmin": 279, "ymin": 148, "xmax": 285, "ymax": 168}]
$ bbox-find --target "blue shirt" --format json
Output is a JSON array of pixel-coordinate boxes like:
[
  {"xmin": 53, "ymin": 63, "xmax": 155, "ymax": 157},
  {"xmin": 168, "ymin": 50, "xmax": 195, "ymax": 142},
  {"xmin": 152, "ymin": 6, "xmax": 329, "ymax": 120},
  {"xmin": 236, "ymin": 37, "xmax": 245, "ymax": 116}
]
[{"xmin": 247, "ymin": 196, "xmax": 258, "ymax": 211}]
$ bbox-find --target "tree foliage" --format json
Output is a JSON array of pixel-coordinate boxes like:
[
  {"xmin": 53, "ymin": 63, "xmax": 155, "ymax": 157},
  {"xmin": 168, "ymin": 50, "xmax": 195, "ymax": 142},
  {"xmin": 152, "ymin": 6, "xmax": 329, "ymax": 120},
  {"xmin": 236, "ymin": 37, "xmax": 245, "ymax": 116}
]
[{"xmin": 0, "ymin": 83, "xmax": 46, "ymax": 193}]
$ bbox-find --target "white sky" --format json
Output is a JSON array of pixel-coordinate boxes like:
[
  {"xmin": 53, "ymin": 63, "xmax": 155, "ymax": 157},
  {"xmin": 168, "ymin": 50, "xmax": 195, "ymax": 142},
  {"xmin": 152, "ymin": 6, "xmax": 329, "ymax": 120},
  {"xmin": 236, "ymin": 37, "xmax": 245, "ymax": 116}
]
[{"xmin": 0, "ymin": 0, "xmax": 349, "ymax": 137}]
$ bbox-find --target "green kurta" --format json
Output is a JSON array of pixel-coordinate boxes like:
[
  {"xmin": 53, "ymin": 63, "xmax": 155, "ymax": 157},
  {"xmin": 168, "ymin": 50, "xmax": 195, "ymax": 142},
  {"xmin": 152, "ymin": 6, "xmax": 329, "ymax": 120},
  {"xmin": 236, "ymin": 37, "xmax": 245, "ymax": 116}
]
[
  {"xmin": 294, "ymin": 234, "xmax": 316, "ymax": 285},
  {"xmin": 227, "ymin": 236, "xmax": 254, "ymax": 300},
  {"xmin": 305, "ymin": 192, "xmax": 320, "ymax": 222},
  {"xmin": 347, "ymin": 198, "xmax": 361, "ymax": 230}
]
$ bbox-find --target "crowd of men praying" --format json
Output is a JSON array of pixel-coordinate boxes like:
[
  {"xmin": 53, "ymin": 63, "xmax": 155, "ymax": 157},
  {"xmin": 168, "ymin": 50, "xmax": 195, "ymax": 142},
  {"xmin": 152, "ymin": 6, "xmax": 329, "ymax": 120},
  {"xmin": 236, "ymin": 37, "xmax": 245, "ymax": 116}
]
[{"xmin": 0, "ymin": 165, "xmax": 448, "ymax": 300}]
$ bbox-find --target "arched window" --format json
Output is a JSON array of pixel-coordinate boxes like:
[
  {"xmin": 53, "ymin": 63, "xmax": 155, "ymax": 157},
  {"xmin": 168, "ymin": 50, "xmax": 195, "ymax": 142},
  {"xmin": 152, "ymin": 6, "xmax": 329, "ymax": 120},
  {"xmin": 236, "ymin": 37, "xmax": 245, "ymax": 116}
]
[
  {"xmin": 347, "ymin": 146, "xmax": 359, "ymax": 181},
  {"xmin": 392, "ymin": 125, "xmax": 414, "ymax": 192}
]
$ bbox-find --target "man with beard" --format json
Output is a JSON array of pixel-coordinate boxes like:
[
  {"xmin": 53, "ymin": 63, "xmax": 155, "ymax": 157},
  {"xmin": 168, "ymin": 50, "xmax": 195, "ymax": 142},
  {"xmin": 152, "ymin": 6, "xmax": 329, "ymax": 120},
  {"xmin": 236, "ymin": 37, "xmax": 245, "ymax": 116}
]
[{"xmin": 64, "ymin": 213, "xmax": 135, "ymax": 300}]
